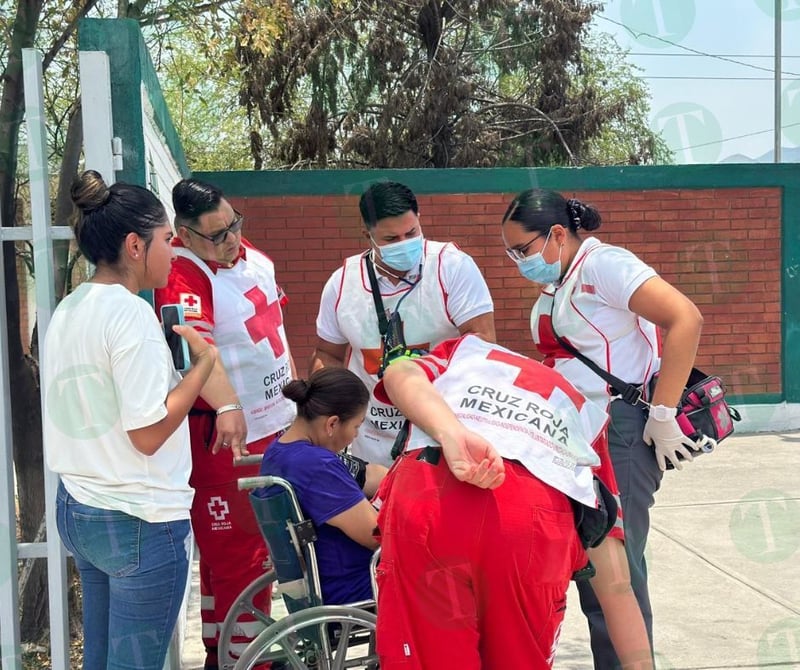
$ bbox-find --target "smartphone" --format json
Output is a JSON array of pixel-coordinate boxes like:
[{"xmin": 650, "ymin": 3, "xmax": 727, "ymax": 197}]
[{"xmin": 160, "ymin": 304, "xmax": 191, "ymax": 372}]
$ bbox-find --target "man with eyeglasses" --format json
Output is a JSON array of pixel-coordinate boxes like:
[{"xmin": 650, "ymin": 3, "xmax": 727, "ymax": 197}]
[{"xmin": 154, "ymin": 178, "xmax": 296, "ymax": 670}]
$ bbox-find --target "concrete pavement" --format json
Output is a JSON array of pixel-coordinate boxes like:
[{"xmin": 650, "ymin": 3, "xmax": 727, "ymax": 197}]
[
  {"xmin": 181, "ymin": 431, "xmax": 800, "ymax": 669},
  {"xmin": 558, "ymin": 431, "xmax": 800, "ymax": 669}
]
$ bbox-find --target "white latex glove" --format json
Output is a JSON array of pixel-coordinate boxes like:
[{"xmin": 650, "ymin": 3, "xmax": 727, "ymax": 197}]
[{"xmin": 642, "ymin": 411, "xmax": 696, "ymax": 471}]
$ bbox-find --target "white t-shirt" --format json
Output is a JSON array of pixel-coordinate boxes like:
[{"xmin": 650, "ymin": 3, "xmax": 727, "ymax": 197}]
[
  {"xmin": 316, "ymin": 241, "xmax": 493, "ymax": 466},
  {"xmin": 531, "ymin": 237, "xmax": 660, "ymax": 408},
  {"xmin": 42, "ymin": 283, "xmax": 193, "ymax": 523}
]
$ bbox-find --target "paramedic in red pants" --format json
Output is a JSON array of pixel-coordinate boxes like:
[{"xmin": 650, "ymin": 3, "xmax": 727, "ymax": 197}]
[
  {"xmin": 374, "ymin": 335, "xmax": 645, "ymax": 670},
  {"xmin": 154, "ymin": 179, "xmax": 296, "ymax": 669}
]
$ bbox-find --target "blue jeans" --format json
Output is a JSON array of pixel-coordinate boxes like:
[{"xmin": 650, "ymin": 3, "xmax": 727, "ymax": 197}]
[
  {"xmin": 577, "ymin": 400, "xmax": 663, "ymax": 669},
  {"xmin": 56, "ymin": 482, "xmax": 191, "ymax": 670}
]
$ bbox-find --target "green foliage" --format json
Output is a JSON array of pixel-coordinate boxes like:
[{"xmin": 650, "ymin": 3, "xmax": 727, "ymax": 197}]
[
  {"xmin": 577, "ymin": 33, "xmax": 672, "ymax": 165},
  {"xmin": 235, "ymin": 0, "xmax": 669, "ymax": 169},
  {"xmin": 157, "ymin": 28, "xmax": 253, "ymax": 171}
]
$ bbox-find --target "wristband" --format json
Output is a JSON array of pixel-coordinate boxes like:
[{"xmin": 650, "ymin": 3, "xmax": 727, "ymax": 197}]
[
  {"xmin": 648, "ymin": 404, "xmax": 677, "ymax": 422},
  {"xmin": 216, "ymin": 403, "xmax": 244, "ymax": 416}
]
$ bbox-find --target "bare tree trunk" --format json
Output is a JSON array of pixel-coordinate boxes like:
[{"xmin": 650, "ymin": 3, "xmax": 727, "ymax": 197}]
[
  {"xmin": 0, "ymin": 0, "xmax": 47, "ymax": 645},
  {"xmin": 51, "ymin": 102, "xmax": 87, "ymax": 636},
  {"xmin": 53, "ymin": 103, "xmax": 82, "ymax": 301}
]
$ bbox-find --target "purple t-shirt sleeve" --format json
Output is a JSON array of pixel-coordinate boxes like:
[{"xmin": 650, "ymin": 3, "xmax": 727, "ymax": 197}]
[
  {"xmin": 300, "ymin": 455, "xmax": 367, "ymax": 526},
  {"xmin": 261, "ymin": 441, "xmax": 366, "ymax": 526}
]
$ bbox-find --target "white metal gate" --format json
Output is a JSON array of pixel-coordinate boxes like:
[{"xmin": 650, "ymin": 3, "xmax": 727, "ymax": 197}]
[
  {"xmin": 0, "ymin": 48, "xmax": 73, "ymax": 670},
  {"xmin": 1, "ymin": 37, "xmax": 186, "ymax": 668}
]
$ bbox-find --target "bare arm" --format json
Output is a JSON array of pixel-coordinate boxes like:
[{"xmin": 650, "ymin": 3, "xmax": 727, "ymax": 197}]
[
  {"xmin": 381, "ymin": 359, "xmax": 505, "ymax": 488},
  {"xmin": 362, "ymin": 463, "xmax": 388, "ymax": 499},
  {"xmin": 628, "ymin": 276, "xmax": 703, "ymax": 407},
  {"xmin": 326, "ymin": 498, "xmax": 380, "ymax": 550},
  {"xmin": 587, "ymin": 537, "xmax": 654, "ymax": 670},
  {"xmin": 127, "ymin": 325, "xmax": 217, "ymax": 456},
  {"xmin": 456, "ymin": 312, "xmax": 496, "ymax": 344},
  {"xmin": 309, "ymin": 337, "xmax": 348, "ymax": 374},
  {"xmin": 199, "ymin": 356, "xmax": 248, "ymax": 457}
]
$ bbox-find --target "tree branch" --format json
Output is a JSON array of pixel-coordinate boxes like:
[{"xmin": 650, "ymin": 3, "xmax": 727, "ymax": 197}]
[
  {"xmin": 138, "ymin": 0, "xmax": 239, "ymax": 26},
  {"xmin": 42, "ymin": 0, "xmax": 101, "ymax": 71},
  {"xmin": 476, "ymin": 100, "xmax": 576, "ymax": 163}
]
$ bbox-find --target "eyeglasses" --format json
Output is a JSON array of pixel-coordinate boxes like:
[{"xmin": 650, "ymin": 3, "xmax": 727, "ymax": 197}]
[
  {"xmin": 185, "ymin": 211, "xmax": 244, "ymax": 246},
  {"xmin": 505, "ymin": 234, "xmax": 544, "ymax": 262}
]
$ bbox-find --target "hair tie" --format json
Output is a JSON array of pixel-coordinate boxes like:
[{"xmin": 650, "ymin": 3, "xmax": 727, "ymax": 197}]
[{"xmin": 566, "ymin": 198, "xmax": 585, "ymax": 229}]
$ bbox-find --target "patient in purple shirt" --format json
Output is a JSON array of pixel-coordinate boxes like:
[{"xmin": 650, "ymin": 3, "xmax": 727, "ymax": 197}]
[{"xmin": 256, "ymin": 368, "xmax": 379, "ymax": 605}]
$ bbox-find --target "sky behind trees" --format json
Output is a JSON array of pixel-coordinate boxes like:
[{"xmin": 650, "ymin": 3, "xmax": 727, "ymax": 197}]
[{"xmin": 598, "ymin": 0, "xmax": 800, "ymax": 163}]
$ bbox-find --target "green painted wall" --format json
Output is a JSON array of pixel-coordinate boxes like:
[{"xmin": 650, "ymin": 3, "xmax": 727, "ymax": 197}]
[
  {"xmin": 198, "ymin": 164, "xmax": 800, "ymax": 403},
  {"xmin": 195, "ymin": 164, "xmax": 798, "ymax": 195},
  {"xmin": 78, "ymin": 18, "xmax": 189, "ymax": 185}
]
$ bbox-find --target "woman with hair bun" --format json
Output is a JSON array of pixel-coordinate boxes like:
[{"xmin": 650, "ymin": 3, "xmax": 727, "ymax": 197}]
[
  {"xmin": 256, "ymin": 368, "xmax": 379, "ymax": 605},
  {"xmin": 501, "ymin": 188, "xmax": 703, "ymax": 669},
  {"xmin": 42, "ymin": 170, "xmax": 217, "ymax": 670}
]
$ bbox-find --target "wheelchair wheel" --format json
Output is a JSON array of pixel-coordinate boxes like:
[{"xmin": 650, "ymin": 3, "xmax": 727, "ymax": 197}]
[
  {"xmin": 218, "ymin": 568, "xmax": 279, "ymax": 670},
  {"xmin": 234, "ymin": 604, "xmax": 378, "ymax": 670}
]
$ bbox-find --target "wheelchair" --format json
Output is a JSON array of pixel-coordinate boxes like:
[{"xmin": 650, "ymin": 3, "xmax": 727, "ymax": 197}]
[{"xmin": 217, "ymin": 464, "xmax": 380, "ymax": 670}]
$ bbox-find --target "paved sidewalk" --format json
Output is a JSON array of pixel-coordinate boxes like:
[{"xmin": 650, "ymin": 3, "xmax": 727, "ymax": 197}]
[{"xmin": 182, "ymin": 431, "xmax": 800, "ymax": 669}]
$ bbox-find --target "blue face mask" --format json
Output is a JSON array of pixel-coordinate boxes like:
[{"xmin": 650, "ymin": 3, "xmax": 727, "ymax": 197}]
[
  {"xmin": 516, "ymin": 232, "xmax": 562, "ymax": 285},
  {"xmin": 375, "ymin": 235, "xmax": 424, "ymax": 272}
]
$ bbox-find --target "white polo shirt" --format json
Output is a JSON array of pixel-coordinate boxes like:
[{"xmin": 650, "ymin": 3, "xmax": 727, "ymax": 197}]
[{"xmin": 531, "ymin": 237, "xmax": 660, "ymax": 408}]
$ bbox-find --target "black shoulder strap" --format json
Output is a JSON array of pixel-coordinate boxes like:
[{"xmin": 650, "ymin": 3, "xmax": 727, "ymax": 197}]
[
  {"xmin": 365, "ymin": 254, "xmax": 412, "ymax": 461},
  {"xmin": 364, "ymin": 253, "xmax": 389, "ymax": 336},
  {"xmin": 549, "ymin": 309, "xmax": 646, "ymax": 407}
]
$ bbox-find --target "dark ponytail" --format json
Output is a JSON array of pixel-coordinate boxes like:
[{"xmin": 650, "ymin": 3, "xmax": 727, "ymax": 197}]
[
  {"xmin": 503, "ymin": 188, "xmax": 602, "ymax": 235},
  {"xmin": 71, "ymin": 170, "xmax": 167, "ymax": 266},
  {"xmin": 566, "ymin": 198, "xmax": 601, "ymax": 231},
  {"xmin": 282, "ymin": 368, "xmax": 369, "ymax": 421}
]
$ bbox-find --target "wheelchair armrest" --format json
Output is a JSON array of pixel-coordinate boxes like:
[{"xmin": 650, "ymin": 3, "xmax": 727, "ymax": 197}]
[
  {"xmin": 346, "ymin": 599, "xmax": 376, "ymax": 613},
  {"xmin": 235, "ymin": 454, "xmax": 264, "ymax": 467},
  {"xmin": 239, "ymin": 475, "xmax": 280, "ymax": 490}
]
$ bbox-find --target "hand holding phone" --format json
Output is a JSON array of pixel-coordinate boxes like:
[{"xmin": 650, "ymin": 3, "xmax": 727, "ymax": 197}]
[{"xmin": 160, "ymin": 304, "xmax": 192, "ymax": 372}]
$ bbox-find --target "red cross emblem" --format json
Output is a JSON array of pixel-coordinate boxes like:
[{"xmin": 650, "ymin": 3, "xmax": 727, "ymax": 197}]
[
  {"xmin": 487, "ymin": 349, "xmax": 585, "ymax": 410},
  {"xmin": 180, "ymin": 293, "xmax": 202, "ymax": 316},
  {"xmin": 207, "ymin": 496, "xmax": 229, "ymax": 521},
  {"xmin": 244, "ymin": 287, "xmax": 285, "ymax": 357},
  {"xmin": 535, "ymin": 313, "xmax": 575, "ymax": 366}
]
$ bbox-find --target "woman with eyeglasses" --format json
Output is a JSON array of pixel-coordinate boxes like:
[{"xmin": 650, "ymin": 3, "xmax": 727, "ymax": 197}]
[
  {"xmin": 154, "ymin": 178, "xmax": 298, "ymax": 669},
  {"xmin": 500, "ymin": 188, "xmax": 704, "ymax": 670}
]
